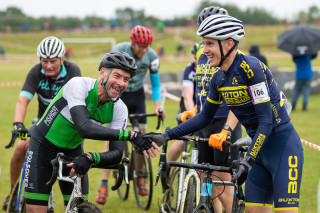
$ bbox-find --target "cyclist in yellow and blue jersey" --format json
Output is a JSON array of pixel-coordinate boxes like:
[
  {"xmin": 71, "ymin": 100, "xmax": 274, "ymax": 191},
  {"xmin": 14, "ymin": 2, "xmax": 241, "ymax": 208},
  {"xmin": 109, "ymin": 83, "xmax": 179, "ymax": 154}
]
[{"xmin": 145, "ymin": 14, "xmax": 303, "ymax": 213}]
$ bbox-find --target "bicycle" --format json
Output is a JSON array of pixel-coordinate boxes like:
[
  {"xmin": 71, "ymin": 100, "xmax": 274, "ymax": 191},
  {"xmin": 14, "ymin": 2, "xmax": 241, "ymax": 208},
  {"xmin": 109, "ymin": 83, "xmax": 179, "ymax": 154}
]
[
  {"xmin": 157, "ymin": 132, "xmax": 252, "ymax": 213},
  {"xmin": 4, "ymin": 119, "xmax": 38, "ymax": 213},
  {"xmin": 112, "ymin": 110, "xmax": 163, "ymax": 210},
  {"xmin": 46, "ymin": 152, "xmax": 129, "ymax": 213}
]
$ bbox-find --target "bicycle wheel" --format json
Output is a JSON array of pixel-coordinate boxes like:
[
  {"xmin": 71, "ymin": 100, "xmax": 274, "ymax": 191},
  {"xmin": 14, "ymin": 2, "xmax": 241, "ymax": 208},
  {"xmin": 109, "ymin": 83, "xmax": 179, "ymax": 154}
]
[
  {"xmin": 132, "ymin": 149, "xmax": 153, "ymax": 210},
  {"xmin": 6, "ymin": 180, "xmax": 24, "ymax": 213},
  {"xmin": 184, "ymin": 176, "xmax": 197, "ymax": 213},
  {"xmin": 114, "ymin": 143, "xmax": 130, "ymax": 200},
  {"xmin": 76, "ymin": 201, "xmax": 102, "ymax": 213},
  {"xmin": 161, "ymin": 167, "xmax": 180, "ymax": 212}
]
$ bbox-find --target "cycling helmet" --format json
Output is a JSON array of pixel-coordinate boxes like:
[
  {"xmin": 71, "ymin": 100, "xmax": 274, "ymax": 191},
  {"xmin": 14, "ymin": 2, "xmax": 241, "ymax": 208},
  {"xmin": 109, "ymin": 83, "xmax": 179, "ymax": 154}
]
[
  {"xmin": 130, "ymin": 25, "xmax": 153, "ymax": 45},
  {"xmin": 197, "ymin": 6, "xmax": 229, "ymax": 26},
  {"xmin": 98, "ymin": 51, "xmax": 137, "ymax": 77},
  {"xmin": 191, "ymin": 42, "xmax": 204, "ymax": 55},
  {"xmin": 197, "ymin": 14, "xmax": 245, "ymax": 41},
  {"xmin": 37, "ymin": 36, "xmax": 65, "ymax": 58}
]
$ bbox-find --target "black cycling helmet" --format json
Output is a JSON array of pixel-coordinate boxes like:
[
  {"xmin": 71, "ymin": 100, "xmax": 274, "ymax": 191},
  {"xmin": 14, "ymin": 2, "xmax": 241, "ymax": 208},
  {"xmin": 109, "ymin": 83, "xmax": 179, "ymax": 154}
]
[
  {"xmin": 191, "ymin": 42, "xmax": 204, "ymax": 55},
  {"xmin": 197, "ymin": 6, "xmax": 229, "ymax": 26},
  {"xmin": 98, "ymin": 51, "xmax": 137, "ymax": 77}
]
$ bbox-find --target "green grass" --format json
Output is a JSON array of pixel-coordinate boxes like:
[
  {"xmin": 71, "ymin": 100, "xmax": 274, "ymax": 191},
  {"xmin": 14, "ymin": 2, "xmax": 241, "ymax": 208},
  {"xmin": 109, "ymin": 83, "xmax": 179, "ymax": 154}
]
[{"xmin": 1, "ymin": 26, "xmax": 320, "ymax": 212}]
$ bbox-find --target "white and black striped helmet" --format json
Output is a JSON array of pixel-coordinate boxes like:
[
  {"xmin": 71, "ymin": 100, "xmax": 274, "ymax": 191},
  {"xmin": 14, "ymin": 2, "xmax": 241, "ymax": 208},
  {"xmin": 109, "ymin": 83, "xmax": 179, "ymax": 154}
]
[
  {"xmin": 197, "ymin": 6, "xmax": 229, "ymax": 26},
  {"xmin": 197, "ymin": 14, "xmax": 245, "ymax": 41},
  {"xmin": 37, "ymin": 36, "xmax": 65, "ymax": 58}
]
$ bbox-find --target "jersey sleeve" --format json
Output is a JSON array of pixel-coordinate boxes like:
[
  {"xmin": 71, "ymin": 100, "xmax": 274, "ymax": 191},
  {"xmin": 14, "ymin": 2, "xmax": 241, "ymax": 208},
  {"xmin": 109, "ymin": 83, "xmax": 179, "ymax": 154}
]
[
  {"xmin": 20, "ymin": 66, "xmax": 40, "ymax": 100},
  {"xmin": 109, "ymin": 99, "xmax": 128, "ymax": 130},
  {"xmin": 182, "ymin": 63, "xmax": 195, "ymax": 87},
  {"xmin": 63, "ymin": 77, "xmax": 89, "ymax": 109},
  {"xmin": 148, "ymin": 48, "xmax": 160, "ymax": 73}
]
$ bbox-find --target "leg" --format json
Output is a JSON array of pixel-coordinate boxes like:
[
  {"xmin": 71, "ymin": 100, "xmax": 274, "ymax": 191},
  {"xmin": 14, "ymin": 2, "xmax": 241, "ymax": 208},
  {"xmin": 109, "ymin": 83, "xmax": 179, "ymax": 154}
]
[
  {"xmin": 291, "ymin": 80, "xmax": 302, "ymax": 110},
  {"xmin": 96, "ymin": 141, "xmax": 110, "ymax": 204},
  {"xmin": 26, "ymin": 204, "xmax": 48, "ymax": 213},
  {"xmin": 212, "ymin": 172, "xmax": 234, "ymax": 213},
  {"xmin": 10, "ymin": 139, "xmax": 29, "ymax": 186},
  {"xmin": 302, "ymin": 79, "xmax": 311, "ymax": 111},
  {"xmin": 167, "ymin": 140, "xmax": 183, "ymax": 162}
]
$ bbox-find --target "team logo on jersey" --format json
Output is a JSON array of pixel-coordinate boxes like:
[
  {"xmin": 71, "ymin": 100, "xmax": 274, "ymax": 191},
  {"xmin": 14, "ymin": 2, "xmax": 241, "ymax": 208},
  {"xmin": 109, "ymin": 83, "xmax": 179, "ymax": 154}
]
[
  {"xmin": 232, "ymin": 77, "xmax": 238, "ymax": 85},
  {"xmin": 218, "ymin": 86, "xmax": 251, "ymax": 106},
  {"xmin": 240, "ymin": 60, "xmax": 254, "ymax": 79}
]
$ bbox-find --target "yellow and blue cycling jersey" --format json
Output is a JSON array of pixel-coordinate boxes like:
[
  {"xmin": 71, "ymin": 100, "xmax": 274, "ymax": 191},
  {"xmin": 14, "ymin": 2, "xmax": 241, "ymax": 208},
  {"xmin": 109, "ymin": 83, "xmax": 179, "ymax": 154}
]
[
  {"xmin": 195, "ymin": 48, "xmax": 228, "ymax": 118},
  {"xmin": 167, "ymin": 51, "xmax": 303, "ymax": 209}
]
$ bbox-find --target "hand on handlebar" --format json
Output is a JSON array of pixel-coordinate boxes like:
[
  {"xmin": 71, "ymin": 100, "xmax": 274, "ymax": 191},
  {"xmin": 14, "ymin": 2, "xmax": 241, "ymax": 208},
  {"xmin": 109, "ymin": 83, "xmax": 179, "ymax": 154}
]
[
  {"xmin": 129, "ymin": 132, "xmax": 160, "ymax": 158},
  {"xmin": 181, "ymin": 106, "xmax": 197, "ymax": 122},
  {"xmin": 12, "ymin": 122, "xmax": 28, "ymax": 140},
  {"xmin": 208, "ymin": 129, "xmax": 231, "ymax": 151},
  {"xmin": 231, "ymin": 159, "xmax": 251, "ymax": 185},
  {"xmin": 67, "ymin": 153, "xmax": 94, "ymax": 177}
]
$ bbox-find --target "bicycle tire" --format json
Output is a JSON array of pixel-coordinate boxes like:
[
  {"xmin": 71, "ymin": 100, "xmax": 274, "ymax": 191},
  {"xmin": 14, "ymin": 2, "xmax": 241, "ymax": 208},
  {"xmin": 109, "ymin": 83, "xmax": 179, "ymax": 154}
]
[
  {"xmin": 132, "ymin": 149, "xmax": 153, "ymax": 210},
  {"xmin": 76, "ymin": 201, "xmax": 102, "ymax": 213},
  {"xmin": 115, "ymin": 143, "xmax": 130, "ymax": 200},
  {"xmin": 161, "ymin": 167, "xmax": 180, "ymax": 212},
  {"xmin": 184, "ymin": 176, "xmax": 197, "ymax": 213},
  {"xmin": 6, "ymin": 180, "xmax": 21, "ymax": 213}
]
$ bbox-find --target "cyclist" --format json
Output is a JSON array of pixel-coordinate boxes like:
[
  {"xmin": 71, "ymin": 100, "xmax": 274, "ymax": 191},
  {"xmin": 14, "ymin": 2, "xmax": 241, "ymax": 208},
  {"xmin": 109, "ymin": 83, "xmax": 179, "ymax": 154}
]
[
  {"xmin": 167, "ymin": 42, "xmax": 200, "ymax": 162},
  {"xmin": 3, "ymin": 36, "xmax": 82, "ymax": 211},
  {"xmin": 175, "ymin": 7, "xmax": 242, "ymax": 213},
  {"xmin": 145, "ymin": 14, "xmax": 304, "ymax": 213},
  {"xmin": 96, "ymin": 25, "xmax": 165, "ymax": 204},
  {"xmin": 24, "ymin": 51, "xmax": 159, "ymax": 213}
]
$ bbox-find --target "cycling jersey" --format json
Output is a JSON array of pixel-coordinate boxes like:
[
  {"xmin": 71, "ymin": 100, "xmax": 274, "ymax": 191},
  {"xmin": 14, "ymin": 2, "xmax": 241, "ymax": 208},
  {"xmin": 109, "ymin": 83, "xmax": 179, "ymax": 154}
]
[
  {"xmin": 111, "ymin": 42, "xmax": 161, "ymax": 102},
  {"xmin": 36, "ymin": 77, "xmax": 129, "ymax": 149},
  {"xmin": 179, "ymin": 62, "xmax": 196, "ymax": 111},
  {"xmin": 20, "ymin": 60, "xmax": 81, "ymax": 119},
  {"xmin": 195, "ymin": 49, "xmax": 228, "ymax": 118}
]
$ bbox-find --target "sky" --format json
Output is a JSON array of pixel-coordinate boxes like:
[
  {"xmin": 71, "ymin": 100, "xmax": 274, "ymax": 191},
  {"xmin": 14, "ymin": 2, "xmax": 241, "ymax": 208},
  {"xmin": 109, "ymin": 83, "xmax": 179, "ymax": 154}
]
[{"xmin": 1, "ymin": 0, "xmax": 319, "ymax": 20}]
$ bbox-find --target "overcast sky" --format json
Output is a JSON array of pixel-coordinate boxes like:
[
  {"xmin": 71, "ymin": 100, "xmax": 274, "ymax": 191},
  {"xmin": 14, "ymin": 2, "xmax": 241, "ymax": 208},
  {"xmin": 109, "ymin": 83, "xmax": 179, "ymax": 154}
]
[{"xmin": 1, "ymin": 0, "xmax": 319, "ymax": 20}]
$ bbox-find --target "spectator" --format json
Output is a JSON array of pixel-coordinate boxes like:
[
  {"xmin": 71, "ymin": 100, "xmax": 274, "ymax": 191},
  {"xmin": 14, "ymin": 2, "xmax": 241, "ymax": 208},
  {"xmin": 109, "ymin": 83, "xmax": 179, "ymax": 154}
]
[
  {"xmin": 291, "ymin": 53, "xmax": 317, "ymax": 111},
  {"xmin": 249, "ymin": 44, "xmax": 268, "ymax": 66},
  {"xmin": 0, "ymin": 46, "xmax": 5, "ymax": 60}
]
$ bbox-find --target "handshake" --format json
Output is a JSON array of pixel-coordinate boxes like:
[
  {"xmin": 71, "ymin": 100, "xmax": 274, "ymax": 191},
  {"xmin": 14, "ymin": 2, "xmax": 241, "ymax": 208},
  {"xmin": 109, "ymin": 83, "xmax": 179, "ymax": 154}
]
[{"xmin": 129, "ymin": 131, "xmax": 170, "ymax": 158}]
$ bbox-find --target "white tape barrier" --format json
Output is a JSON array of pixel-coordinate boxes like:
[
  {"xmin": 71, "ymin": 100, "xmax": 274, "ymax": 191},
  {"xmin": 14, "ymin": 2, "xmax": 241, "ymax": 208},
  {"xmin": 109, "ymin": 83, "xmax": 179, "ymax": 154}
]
[{"xmin": 0, "ymin": 81, "xmax": 24, "ymax": 87}]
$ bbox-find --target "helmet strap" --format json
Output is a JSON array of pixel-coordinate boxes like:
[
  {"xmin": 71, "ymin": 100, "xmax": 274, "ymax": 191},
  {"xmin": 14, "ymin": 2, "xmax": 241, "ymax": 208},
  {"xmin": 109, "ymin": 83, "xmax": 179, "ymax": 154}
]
[
  {"xmin": 100, "ymin": 68, "xmax": 120, "ymax": 104},
  {"xmin": 218, "ymin": 40, "xmax": 238, "ymax": 67}
]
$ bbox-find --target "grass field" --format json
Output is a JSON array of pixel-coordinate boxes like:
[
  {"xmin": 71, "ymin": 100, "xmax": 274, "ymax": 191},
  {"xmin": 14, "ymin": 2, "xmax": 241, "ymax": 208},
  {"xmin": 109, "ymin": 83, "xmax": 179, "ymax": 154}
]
[{"xmin": 0, "ymin": 26, "xmax": 320, "ymax": 212}]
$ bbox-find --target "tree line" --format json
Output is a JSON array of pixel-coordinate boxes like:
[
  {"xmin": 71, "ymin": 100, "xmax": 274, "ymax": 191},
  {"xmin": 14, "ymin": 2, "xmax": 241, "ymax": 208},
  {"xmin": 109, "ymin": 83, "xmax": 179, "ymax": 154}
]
[{"xmin": 1, "ymin": 0, "xmax": 320, "ymax": 32}]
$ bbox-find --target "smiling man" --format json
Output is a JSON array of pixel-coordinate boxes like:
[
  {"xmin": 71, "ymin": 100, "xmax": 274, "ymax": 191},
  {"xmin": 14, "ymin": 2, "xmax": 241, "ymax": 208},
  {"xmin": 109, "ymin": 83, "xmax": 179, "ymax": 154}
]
[{"xmin": 23, "ymin": 51, "xmax": 159, "ymax": 213}]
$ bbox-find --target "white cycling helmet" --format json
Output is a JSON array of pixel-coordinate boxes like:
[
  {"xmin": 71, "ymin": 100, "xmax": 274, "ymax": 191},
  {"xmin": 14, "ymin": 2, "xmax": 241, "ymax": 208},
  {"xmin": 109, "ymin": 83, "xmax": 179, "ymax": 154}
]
[
  {"xmin": 37, "ymin": 36, "xmax": 65, "ymax": 58},
  {"xmin": 197, "ymin": 14, "xmax": 245, "ymax": 41},
  {"xmin": 197, "ymin": 6, "xmax": 229, "ymax": 26}
]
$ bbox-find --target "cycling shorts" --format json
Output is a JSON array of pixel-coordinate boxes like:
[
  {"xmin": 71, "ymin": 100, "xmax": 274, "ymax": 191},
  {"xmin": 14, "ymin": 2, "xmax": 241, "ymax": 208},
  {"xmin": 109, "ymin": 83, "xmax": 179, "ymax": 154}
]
[
  {"xmin": 121, "ymin": 87, "xmax": 147, "ymax": 127},
  {"xmin": 196, "ymin": 118, "xmax": 241, "ymax": 166},
  {"xmin": 25, "ymin": 127, "xmax": 89, "ymax": 206},
  {"xmin": 245, "ymin": 122, "xmax": 304, "ymax": 211}
]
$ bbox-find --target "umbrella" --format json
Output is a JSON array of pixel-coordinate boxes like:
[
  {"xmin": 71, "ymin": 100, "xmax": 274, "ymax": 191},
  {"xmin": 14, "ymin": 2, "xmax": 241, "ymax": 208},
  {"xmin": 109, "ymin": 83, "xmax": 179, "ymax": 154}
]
[{"xmin": 277, "ymin": 24, "xmax": 320, "ymax": 56}]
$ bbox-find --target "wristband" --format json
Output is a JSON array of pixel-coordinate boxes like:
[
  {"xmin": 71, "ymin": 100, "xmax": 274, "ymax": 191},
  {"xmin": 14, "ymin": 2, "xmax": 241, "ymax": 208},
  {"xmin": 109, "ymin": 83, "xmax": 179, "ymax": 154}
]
[
  {"xmin": 223, "ymin": 125, "xmax": 232, "ymax": 132},
  {"xmin": 244, "ymin": 155, "xmax": 255, "ymax": 166}
]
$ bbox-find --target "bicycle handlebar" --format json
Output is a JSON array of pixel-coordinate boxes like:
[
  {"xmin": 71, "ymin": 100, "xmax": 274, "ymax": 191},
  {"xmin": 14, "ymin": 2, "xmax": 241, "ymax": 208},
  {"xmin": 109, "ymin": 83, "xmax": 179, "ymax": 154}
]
[
  {"xmin": 167, "ymin": 161, "xmax": 231, "ymax": 173},
  {"xmin": 128, "ymin": 108, "xmax": 163, "ymax": 130},
  {"xmin": 5, "ymin": 131, "xmax": 31, "ymax": 149},
  {"xmin": 46, "ymin": 153, "xmax": 129, "ymax": 191}
]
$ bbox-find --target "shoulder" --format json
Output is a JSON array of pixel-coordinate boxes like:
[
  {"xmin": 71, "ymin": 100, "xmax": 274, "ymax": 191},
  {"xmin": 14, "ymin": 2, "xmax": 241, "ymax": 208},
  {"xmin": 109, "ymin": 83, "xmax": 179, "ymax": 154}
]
[
  {"xmin": 63, "ymin": 60, "xmax": 81, "ymax": 75},
  {"xmin": 114, "ymin": 99, "xmax": 128, "ymax": 116},
  {"xmin": 147, "ymin": 47, "xmax": 158, "ymax": 58},
  {"xmin": 112, "ymin": 42, "xmax": 131, "ymax": 52}
]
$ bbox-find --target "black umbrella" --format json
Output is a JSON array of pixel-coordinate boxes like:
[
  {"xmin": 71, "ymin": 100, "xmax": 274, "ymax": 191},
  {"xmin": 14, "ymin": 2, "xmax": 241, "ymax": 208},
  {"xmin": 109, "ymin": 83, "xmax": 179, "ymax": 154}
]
[{"xmin": 277, "ymin": 24, "xmax": 320, "ymax": 56}]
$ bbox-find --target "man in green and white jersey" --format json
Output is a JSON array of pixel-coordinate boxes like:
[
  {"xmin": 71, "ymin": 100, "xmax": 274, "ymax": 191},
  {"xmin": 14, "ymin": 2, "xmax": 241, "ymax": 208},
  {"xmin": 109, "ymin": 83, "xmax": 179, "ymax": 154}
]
[{"xmin": 24, "ymin": 51, "xmax": 159, "ymax": 213}]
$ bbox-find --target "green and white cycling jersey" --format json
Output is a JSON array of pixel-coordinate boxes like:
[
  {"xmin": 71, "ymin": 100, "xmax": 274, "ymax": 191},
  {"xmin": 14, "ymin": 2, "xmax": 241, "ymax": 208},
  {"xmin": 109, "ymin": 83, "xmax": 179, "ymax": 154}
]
[
  {"xmin": 36, "ymin": 77, "xmax": 128, "ymax": 149},
  {"xmin": 112, "ymin": 42, "xmax": 160, "ymax": 93}
]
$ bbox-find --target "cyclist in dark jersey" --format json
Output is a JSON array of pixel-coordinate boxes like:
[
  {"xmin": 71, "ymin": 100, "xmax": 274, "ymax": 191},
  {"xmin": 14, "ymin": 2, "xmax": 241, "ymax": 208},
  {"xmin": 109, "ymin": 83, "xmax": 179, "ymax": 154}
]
[
  {"xmin": 145, "ymin": 14, "xmax": 303, "ymax": 213},
  {"xmin": 3, "ymin": 36, "xmax": 81, "ymax": 211},
  {"xmin": 167, "ymin": 42, "xmax": 199, "ymax": 162},
  {"xmin": 24, "ymin": 51, "xmax": 159, "ymax": 213},
  {"xmin": 96, "ymin": 25, "xmax": 165, "ymax": 203}
]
